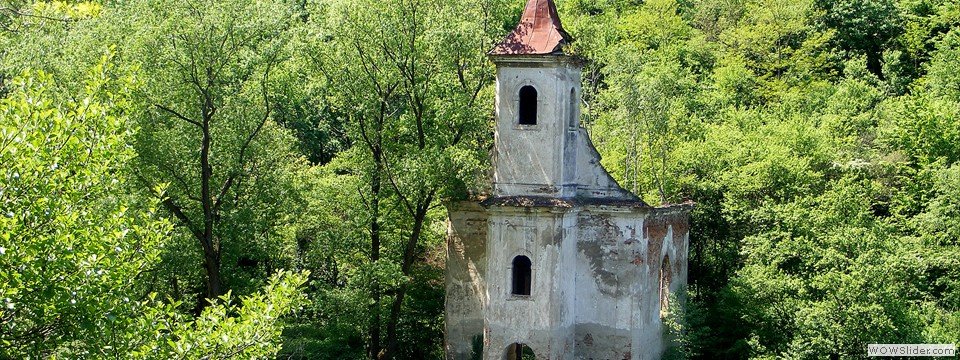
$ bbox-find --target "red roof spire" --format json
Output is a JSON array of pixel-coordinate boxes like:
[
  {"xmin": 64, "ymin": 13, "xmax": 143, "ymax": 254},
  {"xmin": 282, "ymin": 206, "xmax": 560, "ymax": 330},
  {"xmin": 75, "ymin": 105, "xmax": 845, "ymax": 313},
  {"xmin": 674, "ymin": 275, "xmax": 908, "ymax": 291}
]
[{"xmin": 490, "ymin": 0, "xmax": 572, "ymax": 55}]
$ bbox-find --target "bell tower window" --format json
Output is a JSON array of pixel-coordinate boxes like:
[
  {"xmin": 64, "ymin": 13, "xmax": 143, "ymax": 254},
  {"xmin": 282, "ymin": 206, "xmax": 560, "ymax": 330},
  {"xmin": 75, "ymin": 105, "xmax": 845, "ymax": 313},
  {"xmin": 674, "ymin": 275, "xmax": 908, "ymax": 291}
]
[
  {"xmin": 518, "ymin": 85, "xmax": 537, "ymax": 125},
  {"xmin": 511, "ymin": 255, "xmax": 532, "ymax": 296}
]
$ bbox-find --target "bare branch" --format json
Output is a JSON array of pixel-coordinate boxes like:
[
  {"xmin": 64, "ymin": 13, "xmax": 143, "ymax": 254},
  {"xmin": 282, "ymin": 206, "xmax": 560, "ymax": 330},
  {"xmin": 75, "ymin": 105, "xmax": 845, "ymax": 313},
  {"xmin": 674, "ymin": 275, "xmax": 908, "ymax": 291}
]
[
  {"xmin": 213, "ymin": 56, "xmax": 276, "ymax": 214},
  {"xmin": 156, "ymin": 160, "xmax": 202, "ymax": 203},
  {"xmin": 134, "ymin": 172, "xmax": 204, "ymax": 243},
  {"xmin": 154, "ymin": 104, "xmax": 202, "ymax": 128},
  {"xmin": 0, "ymin": 6, "xmax": 73, "ymax": 24},
  {"xmin": 382, "ymin": 152, "xmax": 414, "ymax": 215}
]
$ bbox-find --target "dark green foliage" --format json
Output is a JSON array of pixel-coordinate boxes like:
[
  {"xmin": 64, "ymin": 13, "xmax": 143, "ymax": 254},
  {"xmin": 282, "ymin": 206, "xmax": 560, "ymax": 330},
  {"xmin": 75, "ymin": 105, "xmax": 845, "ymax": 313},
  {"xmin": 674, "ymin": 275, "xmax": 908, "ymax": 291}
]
[
  {"xmin": 564, "ymin": 0, "xmax": 960, "ymax": 358},
  {"xmin": 815, "ymin": 0, "xmax": 904, "ymax": 76},
  {"xmin": 3, "ymin": 0, "xmax": 959, "ymax": 358},
  {"xmin": 470, "ymin": 335, "xmax": 484, "ymax": 360}
]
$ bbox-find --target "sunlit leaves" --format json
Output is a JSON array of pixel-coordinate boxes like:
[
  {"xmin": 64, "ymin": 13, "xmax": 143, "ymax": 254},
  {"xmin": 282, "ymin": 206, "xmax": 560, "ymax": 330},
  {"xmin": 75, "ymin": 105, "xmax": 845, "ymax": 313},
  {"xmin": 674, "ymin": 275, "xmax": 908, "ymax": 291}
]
[
  {"xmin": 566, "ymin": 0, "xmax": 960, "ymax": 358},
  {"xmin": 129, "ymin": 271, "xmax": 309, "ymax": 360},
  {"xmin": 0, "ymin": 58, "xmax": 168, "ymax": 358}
]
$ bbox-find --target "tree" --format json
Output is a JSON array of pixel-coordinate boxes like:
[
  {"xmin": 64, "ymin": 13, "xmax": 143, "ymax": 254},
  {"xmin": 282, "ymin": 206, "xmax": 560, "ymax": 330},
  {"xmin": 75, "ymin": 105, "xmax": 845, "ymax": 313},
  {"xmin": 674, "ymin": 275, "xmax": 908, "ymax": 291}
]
[
  {"xmin": 593, "ymin": 0, "xmax": 703, "ymax": 204},
  {"xmin": 814, "ymin": 0, "xmax": 903, "ymax": 77},
  {"xmin": 0, "ymin": 61, "xmax": 308, "ymax": 360},
  {"xmin": 0, "ymin": 1, "xmax": 107, "ymax": 98},
  {"xmin": 306, "ymin": 0, "xmax": 508, "ymax": 357},
  {"xmin": 118, "ymin": 0, "xmax": 305, "ymax": 301},
  {"xmin": 0, "ymin": 58, "xmax": 166, "ymax": 358},
  {"xmin": 128, "ymin": 270, "xmax": 309, "ymax": 360}
]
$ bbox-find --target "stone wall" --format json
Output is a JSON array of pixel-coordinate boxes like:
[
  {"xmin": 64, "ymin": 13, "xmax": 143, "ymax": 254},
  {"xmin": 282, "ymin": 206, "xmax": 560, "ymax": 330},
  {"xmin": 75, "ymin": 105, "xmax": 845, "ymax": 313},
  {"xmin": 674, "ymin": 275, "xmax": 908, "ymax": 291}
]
[
  {"xmin": 446, "ymin": 202, "xmax": 489, "ymax": 360},
  {"xmin": 446, "ymin": 202, "xmax": 691, "ymax": 360},
  {"xmin": 482, "ymin": 207, "xmax": 576, "ymax": 360}
]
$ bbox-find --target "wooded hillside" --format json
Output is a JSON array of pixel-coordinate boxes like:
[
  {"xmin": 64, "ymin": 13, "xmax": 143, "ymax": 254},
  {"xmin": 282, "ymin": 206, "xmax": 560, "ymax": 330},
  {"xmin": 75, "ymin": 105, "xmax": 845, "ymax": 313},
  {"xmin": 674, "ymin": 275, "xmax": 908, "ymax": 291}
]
[{"xmin": 1, "ymin": 0, "xmax": 958, "ymax": 359}]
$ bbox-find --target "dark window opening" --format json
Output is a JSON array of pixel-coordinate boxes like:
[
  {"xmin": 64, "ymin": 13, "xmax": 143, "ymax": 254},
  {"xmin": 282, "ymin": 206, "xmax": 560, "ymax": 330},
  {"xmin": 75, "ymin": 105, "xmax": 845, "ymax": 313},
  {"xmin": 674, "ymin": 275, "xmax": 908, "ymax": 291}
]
[
  {"xmin": 506, "ymin": 343, "xmax": 536, "ymax": 360},
  {"xmin": 569, "ymin": 87, "xmax": 577, "ymax": 129},
  {"xmin": 518, "ymin": 86, "xmax": 537, "ymax": 125},
  {"xmin": 659, "ymin": 255, "xmax": 672, "ymax": 317},
  {"xmin": 511, "ymin": 255, "xmax": 532, "ymax": 296}
]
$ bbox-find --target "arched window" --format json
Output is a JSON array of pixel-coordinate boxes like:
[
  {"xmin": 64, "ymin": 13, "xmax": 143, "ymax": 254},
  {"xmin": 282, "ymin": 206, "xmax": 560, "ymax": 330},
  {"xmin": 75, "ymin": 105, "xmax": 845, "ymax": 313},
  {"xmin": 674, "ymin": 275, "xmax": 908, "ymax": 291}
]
[
  {"xmin": 518, "ymin": 86, "xmax": 537, "ymax": 125},
  {"xmin": 568, "ymin": 87, "xmax": 578, "ymax": 129},
  {"xmin": 659, "ymin": 255, "xmax": 672, "ymax": 317},
  {"xmin": 511, "ymin": 255, "xmax": 532, "ymax": 296},
  {"xmin": 506, "ymin": 343, "xmax": 536, "ymax": 360}
]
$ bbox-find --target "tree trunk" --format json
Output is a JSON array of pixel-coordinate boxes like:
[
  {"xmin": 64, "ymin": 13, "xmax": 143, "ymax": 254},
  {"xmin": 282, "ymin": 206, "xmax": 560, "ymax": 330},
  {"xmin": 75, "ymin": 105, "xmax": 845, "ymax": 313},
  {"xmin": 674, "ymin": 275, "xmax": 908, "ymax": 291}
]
[
  {"xmin": 384, "ymin": 195, "xmax": 432, "ymax": 358},
  {"xmin": 204, "ymin": 250, "xmax": 222, "ymax": 300},
  {"xmin": 199, "ymin": 85, "xmax": 222, "ymax": 301},
  {"xmin": 368, "ymin": 160, "xmax": 383, "ymax": 360},
  {"xmin": 385, "ymin": 288, "xmax": 407, "ymax": 359},
  {"xmin": 867, "ymin": 48, "xmax": 884, "ymax": 80}
]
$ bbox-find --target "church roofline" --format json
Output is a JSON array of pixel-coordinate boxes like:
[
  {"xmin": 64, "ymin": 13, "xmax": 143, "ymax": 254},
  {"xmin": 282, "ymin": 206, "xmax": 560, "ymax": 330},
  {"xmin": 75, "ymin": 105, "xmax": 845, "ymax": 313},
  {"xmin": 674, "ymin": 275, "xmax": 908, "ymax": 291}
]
[
  {"xmin": 479, "ymin": 196, "xmax": 656, "ymax": 210},
  {"xmin": 488, "ymin": 53, "xmax": 585, "ymax": 67}
]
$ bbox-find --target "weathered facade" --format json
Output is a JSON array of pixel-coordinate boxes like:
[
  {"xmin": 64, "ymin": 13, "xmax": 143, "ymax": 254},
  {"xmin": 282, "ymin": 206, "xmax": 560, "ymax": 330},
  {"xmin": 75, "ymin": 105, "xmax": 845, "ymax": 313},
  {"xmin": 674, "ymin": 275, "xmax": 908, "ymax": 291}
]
[{"xmin": 445, "ymin": 1, "xmax": 692, "ymax": 359}]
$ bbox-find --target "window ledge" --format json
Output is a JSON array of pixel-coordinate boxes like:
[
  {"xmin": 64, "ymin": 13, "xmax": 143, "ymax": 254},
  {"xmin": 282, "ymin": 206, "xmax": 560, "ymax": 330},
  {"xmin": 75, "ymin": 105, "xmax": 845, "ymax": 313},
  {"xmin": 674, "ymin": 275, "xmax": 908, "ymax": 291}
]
[{"xmin": 513, "ymin": 124, "xmax": 540, "ymax": 130}]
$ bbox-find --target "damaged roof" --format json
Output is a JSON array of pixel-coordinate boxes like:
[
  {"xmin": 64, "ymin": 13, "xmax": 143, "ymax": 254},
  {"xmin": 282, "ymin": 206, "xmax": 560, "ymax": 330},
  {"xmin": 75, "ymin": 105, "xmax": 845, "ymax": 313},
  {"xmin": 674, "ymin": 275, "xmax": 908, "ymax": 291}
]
[{"xmin": 490, "ymin": 0, "xmax": 572, "ymax": 55}]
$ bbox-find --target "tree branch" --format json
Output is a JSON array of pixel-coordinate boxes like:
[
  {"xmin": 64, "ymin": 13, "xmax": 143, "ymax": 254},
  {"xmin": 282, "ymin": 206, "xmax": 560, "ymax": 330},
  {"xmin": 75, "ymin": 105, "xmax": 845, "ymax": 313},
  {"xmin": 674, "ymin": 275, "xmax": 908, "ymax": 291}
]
[
  {"xmin": 213, "ymin": 59, "xmax": 275, "ymax": 215},
  {"xmin": 155, "ymin": 104, "xmax": 202, "ymax": 128},
  {"xmin": 135, "ymin": 172, "xmax": 205, "ymax": 242},
  {"xmin": 0, "ymin": 6, "xmax": 73, "ymax": 24}
]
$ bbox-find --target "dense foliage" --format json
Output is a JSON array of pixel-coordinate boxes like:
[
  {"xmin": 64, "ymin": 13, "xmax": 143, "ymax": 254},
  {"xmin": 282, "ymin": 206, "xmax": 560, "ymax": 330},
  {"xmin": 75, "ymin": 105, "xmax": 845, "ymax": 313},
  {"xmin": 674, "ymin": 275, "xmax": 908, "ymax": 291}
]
[
  {"xmin": 0, "ymin": 60, "xmax": 307, "ymax": 358},
  {"xmin": 564, "ymin": 0, "xmax": 960, "ymax": 358},
  {"xmin": 2, "ymin": 0, "xmax": 958, "ymax": 359}
]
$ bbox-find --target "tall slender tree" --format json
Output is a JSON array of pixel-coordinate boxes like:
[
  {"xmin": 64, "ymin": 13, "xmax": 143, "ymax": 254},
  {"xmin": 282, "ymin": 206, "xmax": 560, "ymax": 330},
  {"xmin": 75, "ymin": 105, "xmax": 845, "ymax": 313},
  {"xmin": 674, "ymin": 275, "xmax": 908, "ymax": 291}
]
[
  {"xmin": 121, "ymin": 0, "xmax": 304, "ymax": 300},
  {"xmin": 309, "ymin": 0, "xmax": 512, "ymax": 357}
]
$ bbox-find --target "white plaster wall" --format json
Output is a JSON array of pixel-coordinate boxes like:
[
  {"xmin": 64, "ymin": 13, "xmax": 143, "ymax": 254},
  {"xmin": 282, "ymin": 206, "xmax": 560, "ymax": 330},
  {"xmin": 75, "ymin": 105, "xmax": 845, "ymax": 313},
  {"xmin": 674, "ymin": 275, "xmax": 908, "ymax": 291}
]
[
  {"xmin": 573, "ymin": 210, "xmax": 649, "ymax": 360},
  {"xmin": 483, "ymin": 209, "xmax": 577, "ymax": 360},
  {"xmin": 493, "ymin": 60, "xmax": 581, "ymax": 198},
  {"xmin": 445, "ymin": 52, "xmax": 694, "ymax": 360},
  {"xmin": 573, "ymin": 132, "xmax": 637, "ymax": 199},
  {"xmin": 445, "ymin": 203, "xmax": 489, "ymax": 360}
]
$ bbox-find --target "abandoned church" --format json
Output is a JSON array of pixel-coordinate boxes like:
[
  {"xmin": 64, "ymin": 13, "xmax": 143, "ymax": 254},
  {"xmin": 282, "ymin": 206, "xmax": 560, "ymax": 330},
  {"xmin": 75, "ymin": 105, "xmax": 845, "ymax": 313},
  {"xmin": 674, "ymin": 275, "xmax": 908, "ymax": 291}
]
[{"xmin": 444, "ymin": 0, "xmax": 693, "ymax": 359}]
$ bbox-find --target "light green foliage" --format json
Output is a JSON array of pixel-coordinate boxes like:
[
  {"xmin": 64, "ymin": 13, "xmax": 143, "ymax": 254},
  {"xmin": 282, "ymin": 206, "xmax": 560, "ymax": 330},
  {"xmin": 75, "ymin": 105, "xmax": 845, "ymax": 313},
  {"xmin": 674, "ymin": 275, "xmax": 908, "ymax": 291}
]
[
  {"xmin": 313, "ymin": 0, "xmax": 499, "ymax": 197},
  {"xmin": 0, "ymin": 62, "xmax": 309, "ymax": 359},
  {"xmin": 128, "ymin": 271, "xmax": 309, "ymax": 360},
  {"xmin": 0, "ymin": 1, "xmax": 113, "ymax": 95},
  {"xmin": 279, "ymin": 0, "xmax": 514, "ymax": 357},
  {"xmin": 0, "ymin": 60, "xmax": 168, "ymax": 357},
  {"xmin": 720, "ymin": 0, "xmax": 836, "ymax": 90},
  {"xmin": 111, "ymin": 0, "xmax": 308, "ymax": 299},
  {"xmin": 925, "ymin": 29, "xmax": 960, "ymax": 97},
  {"xmin": 878, "ymin": 95, "xmax": 960, "ymax": 167},
  {"xmin": 5, "ymin": 0, "xmax": 960, "ymax": 358},
  {"xmin": 3, "ymin": 0, "xmax": 313, "ymax": 301},
  {"xmin": 582, "ymin": 0, "xmax": 710, "ymax": 204}
]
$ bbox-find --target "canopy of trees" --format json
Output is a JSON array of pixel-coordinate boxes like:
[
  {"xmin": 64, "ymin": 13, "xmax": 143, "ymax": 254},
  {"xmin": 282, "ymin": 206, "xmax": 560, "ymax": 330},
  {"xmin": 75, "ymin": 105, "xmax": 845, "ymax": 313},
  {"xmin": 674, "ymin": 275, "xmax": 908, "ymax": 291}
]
[{"xmin": 1, "ymin": 0, "xmax": 958, "ymax": 359}]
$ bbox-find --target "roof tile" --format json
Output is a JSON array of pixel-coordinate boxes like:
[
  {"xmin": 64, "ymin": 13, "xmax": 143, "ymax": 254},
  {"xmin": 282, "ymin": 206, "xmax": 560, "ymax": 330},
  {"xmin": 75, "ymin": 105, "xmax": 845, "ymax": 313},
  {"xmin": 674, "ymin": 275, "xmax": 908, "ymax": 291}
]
[{"xmin": 490, "ymin": 0, "xmax": 572, "ymax": 55}]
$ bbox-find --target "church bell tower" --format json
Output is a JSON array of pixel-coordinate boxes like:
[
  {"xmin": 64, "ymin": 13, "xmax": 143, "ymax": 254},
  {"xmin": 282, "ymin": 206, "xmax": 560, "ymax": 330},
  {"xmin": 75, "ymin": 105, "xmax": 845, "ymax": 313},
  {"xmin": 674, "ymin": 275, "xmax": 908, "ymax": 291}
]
[{"xmin": 489, "ymin": 0, "xmax": 580, "ymax": 198}]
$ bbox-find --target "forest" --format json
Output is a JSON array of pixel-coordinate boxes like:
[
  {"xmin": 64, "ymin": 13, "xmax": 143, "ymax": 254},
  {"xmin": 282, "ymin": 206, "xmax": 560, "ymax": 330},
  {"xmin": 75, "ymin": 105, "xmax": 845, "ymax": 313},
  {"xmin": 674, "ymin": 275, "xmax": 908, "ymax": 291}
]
[{"xmin": 1, "ymin": 0, "xmax": 959, "ymax": 358}]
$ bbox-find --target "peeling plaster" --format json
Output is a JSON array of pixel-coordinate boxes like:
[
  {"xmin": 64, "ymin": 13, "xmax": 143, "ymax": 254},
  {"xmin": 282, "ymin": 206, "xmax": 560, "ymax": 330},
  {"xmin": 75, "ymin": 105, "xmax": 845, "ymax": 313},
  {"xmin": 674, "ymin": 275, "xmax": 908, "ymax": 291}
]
[{"xmin": 444, "ymin": 18, "xmax": 692, "ymax": 359}]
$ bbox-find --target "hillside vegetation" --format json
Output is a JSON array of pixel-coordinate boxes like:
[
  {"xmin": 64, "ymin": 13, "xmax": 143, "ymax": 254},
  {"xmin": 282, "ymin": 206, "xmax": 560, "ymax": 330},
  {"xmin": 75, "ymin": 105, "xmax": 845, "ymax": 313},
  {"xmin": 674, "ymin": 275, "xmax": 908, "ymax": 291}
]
[{"xmin": 1, "ymin": 0, "xmax": 958, "ymax": 359}]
